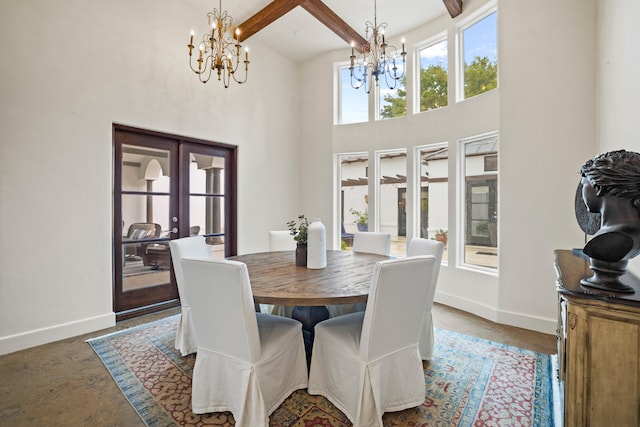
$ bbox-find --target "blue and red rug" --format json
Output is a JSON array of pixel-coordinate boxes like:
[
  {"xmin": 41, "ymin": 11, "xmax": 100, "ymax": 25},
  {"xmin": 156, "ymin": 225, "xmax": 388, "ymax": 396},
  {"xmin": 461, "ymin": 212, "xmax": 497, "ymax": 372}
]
[{"xmin": 88, "ymin": 315, "xmax": 557, "ymax": 426}]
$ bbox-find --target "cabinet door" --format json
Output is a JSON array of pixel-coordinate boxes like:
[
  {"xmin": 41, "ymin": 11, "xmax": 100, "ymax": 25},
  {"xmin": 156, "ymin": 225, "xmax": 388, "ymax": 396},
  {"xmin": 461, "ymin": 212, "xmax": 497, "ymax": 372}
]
[{"xmin": 565, "ymin": 300, "xmax": 640, "ymax": 427}]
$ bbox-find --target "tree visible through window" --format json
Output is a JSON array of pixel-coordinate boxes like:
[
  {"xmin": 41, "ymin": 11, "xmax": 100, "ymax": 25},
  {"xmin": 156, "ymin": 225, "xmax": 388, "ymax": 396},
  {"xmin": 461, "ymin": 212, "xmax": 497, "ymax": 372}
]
[
  {"xmin": 418, "ymin": 39, "xmax": 448, "ymax": 112},
  {"xmin": 462, "ymin": 11, "xmax": 497, "ymax": 99}
]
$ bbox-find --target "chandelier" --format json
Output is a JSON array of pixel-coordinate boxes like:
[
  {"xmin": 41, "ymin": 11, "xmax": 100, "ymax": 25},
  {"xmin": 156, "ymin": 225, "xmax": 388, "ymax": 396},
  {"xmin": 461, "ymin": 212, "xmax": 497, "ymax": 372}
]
[
  {"xmin": 187, "ymin": 0, "xmax": 249, "ymax": 87},
  {"xmin": 350, "ymin": 0, "xmax": 406, "ymax": 93}
]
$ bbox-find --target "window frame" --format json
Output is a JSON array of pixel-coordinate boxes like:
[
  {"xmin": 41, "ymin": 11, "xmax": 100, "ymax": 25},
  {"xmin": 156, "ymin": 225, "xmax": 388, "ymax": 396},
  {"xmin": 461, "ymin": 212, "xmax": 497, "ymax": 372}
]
[
  {"xmin": 335, "ymin": 62, "xmax": 369, "ymax": 125},
  {"xmin": 413, "ymin": 141, "xmax": 449, "ymax": 263},
  {"xmin": 456, "ymin": 130, "xmax": 499, "ymax": 274},
  {"xmin": 413, "ymin": 32, "xmax": 449, "ymax": 115},
  {"xmin": 455, "ymin": 1, "xmax": 498, "ymax": 103}
]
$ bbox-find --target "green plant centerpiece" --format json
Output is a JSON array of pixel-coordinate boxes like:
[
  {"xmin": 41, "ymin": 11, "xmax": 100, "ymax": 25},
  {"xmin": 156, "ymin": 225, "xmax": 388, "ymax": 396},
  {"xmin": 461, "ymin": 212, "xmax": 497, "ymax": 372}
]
[
  {"xmin": 349, "ymin": 208, "xmax": 368, "ymax": 232},
  {"xmin": 287, "ymin": 215, "xmax": 309, "ymax": 266}
]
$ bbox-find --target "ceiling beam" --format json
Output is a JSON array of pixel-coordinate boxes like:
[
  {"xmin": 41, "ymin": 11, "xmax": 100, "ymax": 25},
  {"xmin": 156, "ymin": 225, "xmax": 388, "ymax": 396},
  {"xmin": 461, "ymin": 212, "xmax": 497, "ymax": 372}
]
[
  {"xmin": 299, "ymin": 0, "xmax": 367, "ymax": 51},
  {"xmin": 237, "ymin": 0, "xmax": 367, "ymax": 52},
  {"xmin": 442, "ymin": 0, "xmax": 463, "ymax": 18},
  {"xmin": 237, "ymin": 0, "xmax": 299, "ymax": 42}
]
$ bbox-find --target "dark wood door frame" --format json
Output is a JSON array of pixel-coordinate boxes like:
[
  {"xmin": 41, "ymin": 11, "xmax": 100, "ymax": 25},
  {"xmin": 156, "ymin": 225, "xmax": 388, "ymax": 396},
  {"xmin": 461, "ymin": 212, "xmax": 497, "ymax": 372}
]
[{"xmin": 113, "ymin": 124, "xmax": 237, "ymax": 320}]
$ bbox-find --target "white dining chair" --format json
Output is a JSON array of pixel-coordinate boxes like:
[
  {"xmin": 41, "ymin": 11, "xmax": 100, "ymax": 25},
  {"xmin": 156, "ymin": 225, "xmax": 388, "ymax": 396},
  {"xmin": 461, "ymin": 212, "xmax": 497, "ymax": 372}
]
[
  {"xmin": 328, "ymin": 231, "xmax": 392, "ymax": 318},
  {"xmin": 168, "ymin": 236, "xmax": 212, "ymax": 356},
  {"xmin": 269, "ymin": 230, "xmax": 296, "ymax": 251},
  {"xmin": 407, "ymin": 237, "xmax": 445, "ymax": 360},
  {"xmin": 181, "ymin": 257, "xmax": 308, "ymax": 427},
  {"xmin": 351, "ymin": 231, "xmax": 391, "ymax": 256},
  {"xmin": 308, "ymin": 256, "xmax": 436, "ymax": 427}
]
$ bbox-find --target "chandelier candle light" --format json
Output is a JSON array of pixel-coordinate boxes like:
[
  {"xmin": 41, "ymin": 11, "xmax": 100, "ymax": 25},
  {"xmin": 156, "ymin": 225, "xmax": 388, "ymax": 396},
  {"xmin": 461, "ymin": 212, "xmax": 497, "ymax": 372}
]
[
  {"xmin": 188, "ymin": 0, "xmax": 249, "ymax": 87},
  {"xmin": 350, "ymin": 0, "xmax": 406, "ymax": 93}
]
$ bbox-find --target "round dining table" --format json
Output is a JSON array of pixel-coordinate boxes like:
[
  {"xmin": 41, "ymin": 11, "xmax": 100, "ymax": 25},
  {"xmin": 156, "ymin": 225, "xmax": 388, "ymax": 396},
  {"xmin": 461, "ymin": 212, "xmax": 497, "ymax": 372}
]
[{"xmin": 229, "ymin": 250, "xmax": 389, "ymax": 361}]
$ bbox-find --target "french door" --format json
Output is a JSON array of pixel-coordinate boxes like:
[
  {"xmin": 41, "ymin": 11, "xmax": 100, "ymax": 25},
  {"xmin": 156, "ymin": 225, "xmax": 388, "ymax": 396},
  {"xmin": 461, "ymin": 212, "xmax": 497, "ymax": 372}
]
[{"xmin": 113, "ymin": 125, "xmax": 237, "ymax": 320}]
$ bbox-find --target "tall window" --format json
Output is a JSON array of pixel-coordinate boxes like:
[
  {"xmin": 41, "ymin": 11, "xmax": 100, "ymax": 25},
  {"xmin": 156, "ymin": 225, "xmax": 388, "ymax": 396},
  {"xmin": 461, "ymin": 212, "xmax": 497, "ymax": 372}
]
[
  {"xmin": 460, "ymin": 10, "xmax": 498, "ymax": 100},
  {"xmin": 378, "ymin": 58, "xmax": 407, "ymax": 120},
  {"xmin": 460, "ymin": 132, "xmax": 498, "ymax": 270},
  {"xmin": 417, "ymin": 37, "xmax": 448, "ymax": 112},
  {"xmin": 338, "ymin": 65, "xmax": 368, "ymax": 124},
  {"xmin": 338, "ymin": 153, "xmax": 369, "ymax": 248},
  {"xmin": 376, "ymin": 149, "xmax": 407, "ymax": 256},
  {"xmin": 416, "ymin": 143, "xmax": 449, "ymax": 262}
]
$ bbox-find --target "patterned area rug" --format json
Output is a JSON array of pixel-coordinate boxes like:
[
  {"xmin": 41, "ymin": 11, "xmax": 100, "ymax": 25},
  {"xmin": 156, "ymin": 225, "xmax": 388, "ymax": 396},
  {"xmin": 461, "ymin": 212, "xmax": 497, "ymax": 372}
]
[{"xmin": 88, "ymin": 315, "xmax": 556, "ymax": 426}]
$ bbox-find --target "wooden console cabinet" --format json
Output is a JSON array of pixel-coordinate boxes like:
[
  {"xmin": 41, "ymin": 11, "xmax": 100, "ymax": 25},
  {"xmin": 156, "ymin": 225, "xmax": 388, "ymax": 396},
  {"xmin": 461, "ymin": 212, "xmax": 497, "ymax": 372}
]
[{"xmin": 555, "ymin": 249, "xmax": 640, "ymax": 427}]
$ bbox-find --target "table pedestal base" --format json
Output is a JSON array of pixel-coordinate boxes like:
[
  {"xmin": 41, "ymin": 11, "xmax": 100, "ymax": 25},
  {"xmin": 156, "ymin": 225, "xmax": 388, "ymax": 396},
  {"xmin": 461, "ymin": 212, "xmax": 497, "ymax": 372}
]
[{"xmin": 291, "ymin": 306, "xmax": 329, "ymax": 367}]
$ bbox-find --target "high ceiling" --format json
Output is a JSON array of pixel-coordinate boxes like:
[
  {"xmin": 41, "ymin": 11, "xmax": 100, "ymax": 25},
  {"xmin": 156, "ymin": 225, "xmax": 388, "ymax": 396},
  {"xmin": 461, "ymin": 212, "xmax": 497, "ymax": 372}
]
[{"xmin": 185, "ymin": 0, "xmax": 458, "ymax": 63}]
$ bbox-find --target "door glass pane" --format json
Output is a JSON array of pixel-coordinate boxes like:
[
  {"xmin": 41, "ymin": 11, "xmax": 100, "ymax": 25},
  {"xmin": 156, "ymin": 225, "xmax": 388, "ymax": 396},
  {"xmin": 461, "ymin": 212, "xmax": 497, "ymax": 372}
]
[
  {"xmin": 377, "ymin": 150, "xmax": 407, "ymax": 256},
  {"xmin": 189, "ymin": 153, "xmax": 225, "ymax": 259},
  {"xmin": 339, "ymin": 153, "xmax": 369, "ymax": 250},
  {"xmin": 417, "ymin": 144, "xmax": 448, "ymax": 261},
  {"xmin": 121, "ymin": 145, "xmax": 172, "ymax": 290},
  {"xmin": 463, "ymin": 135, "xmax": 498, "ymax": 269}
]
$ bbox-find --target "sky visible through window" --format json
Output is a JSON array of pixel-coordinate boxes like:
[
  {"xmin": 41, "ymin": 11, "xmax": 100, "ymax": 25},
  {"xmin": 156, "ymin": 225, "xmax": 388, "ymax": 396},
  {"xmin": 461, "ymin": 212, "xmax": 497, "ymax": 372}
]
[
  {"xmin": 463, "ymin": 12, "xmax": 497, "ymax": 66},
  {"xmin": 340, "ymin": 11, "xmax": 496, "ymax": 124}
]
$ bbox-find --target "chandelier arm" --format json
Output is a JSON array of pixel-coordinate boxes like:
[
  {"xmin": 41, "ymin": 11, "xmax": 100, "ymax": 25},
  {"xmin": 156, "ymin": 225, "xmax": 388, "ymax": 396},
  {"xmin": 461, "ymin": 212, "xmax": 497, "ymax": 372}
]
[{"xmin": 188, "ymin": 0, "xmax": 249, "ymax": 87}]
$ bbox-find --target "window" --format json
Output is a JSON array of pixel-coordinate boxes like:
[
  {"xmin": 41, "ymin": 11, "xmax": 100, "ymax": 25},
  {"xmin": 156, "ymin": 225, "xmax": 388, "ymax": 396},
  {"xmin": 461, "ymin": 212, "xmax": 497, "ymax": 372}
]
[
  {"xmin": 376, "ymin": 149, "xmax": 407, "ymax": 256},
  {"xmin": 460, "ymin": 132, "xmax": 498, "ymax": 270},
  {"xmin": 460, "ymin": 9, "xmax": 498, "ymax": 100},
  {"xmin": 337, "ymin": 65, "xmax": 368, "ymax": 124},
  {"xmin": 417, "ymin": 37, "xmax": 448, "ymax": 112},
  {"xmin": 338, "ymin": 153, "xmax": 369, "ymax": 248},
  {"xmin": 416, "ymin": 143, "xmax": 449, "ymax": 262},
  {"xmin": 378, "ymin": 58, "xmax": 406, "ymax": 120}
]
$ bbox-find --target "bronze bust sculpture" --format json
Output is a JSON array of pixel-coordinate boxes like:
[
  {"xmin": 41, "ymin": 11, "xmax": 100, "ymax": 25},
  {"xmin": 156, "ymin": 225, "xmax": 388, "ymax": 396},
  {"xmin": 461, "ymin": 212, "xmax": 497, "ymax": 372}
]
[{"xmin": 578, "ymin": 149, "xmax": 640, "ymax": 293}]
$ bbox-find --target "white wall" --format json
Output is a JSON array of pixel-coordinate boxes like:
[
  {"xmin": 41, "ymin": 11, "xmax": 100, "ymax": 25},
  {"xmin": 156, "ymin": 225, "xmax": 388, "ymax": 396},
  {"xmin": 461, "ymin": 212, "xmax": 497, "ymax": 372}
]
[
  {"xmin": 597, "ymin": 0, "xmax": 640, "ymax": 154},
  {"xmin": 497, "ymin": 0, "xmax": 596, "ymax": 331},
  {"xmin": 299, "ymin": 0, "xmax": 601, "ymax": 334},
  {"xmin": 0, "ymin": 0, "xmax": 300, "ymax": 354}
]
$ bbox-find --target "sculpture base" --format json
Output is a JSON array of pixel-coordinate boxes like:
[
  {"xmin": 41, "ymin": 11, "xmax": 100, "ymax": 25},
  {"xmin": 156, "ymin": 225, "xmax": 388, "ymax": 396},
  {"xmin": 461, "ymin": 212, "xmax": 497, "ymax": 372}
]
[
  {"xmin": 581, "ymin": 257, "xmax": 635, "ymax": 293},
  {"xmin": 580, "ymin": 276, "xmax": 635, "ymax": 293}
]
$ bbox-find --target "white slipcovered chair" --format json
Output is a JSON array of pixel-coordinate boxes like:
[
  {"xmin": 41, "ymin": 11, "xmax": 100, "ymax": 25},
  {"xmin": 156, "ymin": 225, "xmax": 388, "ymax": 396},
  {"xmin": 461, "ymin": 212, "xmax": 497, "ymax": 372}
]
[
  {"xmin": 308, "ymin": 256, "xmax": 436, "ymax": 427},
  {"xmin": 351, "ymin": 231, "xmax": 391, "ymax": 256},
  {"xmin": 268, "ymin": 230, "xmax": 296, "ymax": 251},
  {"xmin": 407, "ymin": 237, "xmax": 445, "ymax": 360},
  {"xmin": 180, "ymin": 257, "xmax": 308, "ymax": 427},
  {"xmin": 328, "ymin": 231, "xmax": 391, "ymax": 318},
  {"xmin": 168, "ymin": 236, "xmax": 212, "ymax": 356}
]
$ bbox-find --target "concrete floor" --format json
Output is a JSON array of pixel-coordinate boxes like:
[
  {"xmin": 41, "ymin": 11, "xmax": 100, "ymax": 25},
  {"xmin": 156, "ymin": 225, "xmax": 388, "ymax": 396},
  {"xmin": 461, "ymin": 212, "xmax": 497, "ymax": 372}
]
[{"xmin": 0, "ymin": 304, "xmax": 556, "ymax": 426}]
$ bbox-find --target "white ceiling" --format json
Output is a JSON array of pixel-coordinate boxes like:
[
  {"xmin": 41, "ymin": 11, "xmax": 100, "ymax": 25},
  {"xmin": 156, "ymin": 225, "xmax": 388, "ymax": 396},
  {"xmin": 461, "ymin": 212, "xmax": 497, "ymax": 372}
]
[{"xmin": 186, "ymin": 0, "xmax": 448, "ymax": 62}]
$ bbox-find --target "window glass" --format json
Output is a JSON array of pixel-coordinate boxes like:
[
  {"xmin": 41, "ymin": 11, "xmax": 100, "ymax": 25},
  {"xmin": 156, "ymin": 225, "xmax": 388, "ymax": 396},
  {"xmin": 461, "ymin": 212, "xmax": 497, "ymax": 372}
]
[
  {"xmin": 339, "ymin": 154, "xmax": 369, "ymax": 249},
  {"xmin": 418, "ymin": 39, "xmax": 448, "ymax": 112},
  {"xmin": 462, "ymin": 134, "xmax": 498, "ymax": 270},
  {"xmin": 379, "ymin": 59, "xmax": 406, "ymax": 120},
  {"xmin": 376, "ymin": 150, "xmax": 407, "ymax": 256},
  {"xmin": 462, "ymin": 11, "xmax": 498, "ymax": 99},
  {"xmin": 417, "ymin": 144, "xmax": 448, "ymax": 262},
  {"xmin": 339, "ymin": 66, "xmax": 368, "ymax": 124}
]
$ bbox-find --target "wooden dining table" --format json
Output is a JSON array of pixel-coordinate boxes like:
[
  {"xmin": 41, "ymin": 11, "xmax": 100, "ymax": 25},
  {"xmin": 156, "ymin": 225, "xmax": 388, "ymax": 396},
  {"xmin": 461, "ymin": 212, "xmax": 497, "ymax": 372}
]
[{"xmin": 229, "ymin": 250, "xmax": 389, "ymax": 360}]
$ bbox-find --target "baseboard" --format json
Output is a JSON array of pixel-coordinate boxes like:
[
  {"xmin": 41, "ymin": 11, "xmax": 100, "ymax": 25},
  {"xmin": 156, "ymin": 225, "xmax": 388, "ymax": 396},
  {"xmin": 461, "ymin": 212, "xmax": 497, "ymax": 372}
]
[
  {"xmin": 435, "ymin": 291, "xmax": 557, "ymax": 335},
  {"xmin": 0, "ymin": 312, "xmax": 115, "ymax": 356}
]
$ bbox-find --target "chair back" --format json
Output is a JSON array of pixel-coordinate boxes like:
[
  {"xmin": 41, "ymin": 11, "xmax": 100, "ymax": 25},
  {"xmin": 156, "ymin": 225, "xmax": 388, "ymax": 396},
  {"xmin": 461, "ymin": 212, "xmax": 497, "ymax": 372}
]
[
  {"xmin": 180, "ymin": 258, "xmax": 261, "ymax": 362},
  {"xmin": 407, "ymin": 237, "xmax": 444, "ymax": 300},
  {"xmin": 269, "ymin": 230, "xmax": 296, "ymax": 251},
  {"xmin": 352, "ymin": 232, "xmax": 391, "ymax": 256},
  {"xmin": 359, "ymin": 256, "xmax": 436, "ymax": 361},
  {"xmin": 126, "ymin": 222, "xmax": 161, "ymax": 239},
  {"xmin": 169, "ymin": 236, "xmax": 211, "ymax": 302}
]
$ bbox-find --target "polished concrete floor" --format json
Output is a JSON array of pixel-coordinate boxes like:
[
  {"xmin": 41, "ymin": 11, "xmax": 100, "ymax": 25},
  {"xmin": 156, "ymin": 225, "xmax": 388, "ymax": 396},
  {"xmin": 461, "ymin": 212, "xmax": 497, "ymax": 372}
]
[{"xmin": 0, "ymin": 303, "xmax": 556, "ymax": 426}]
